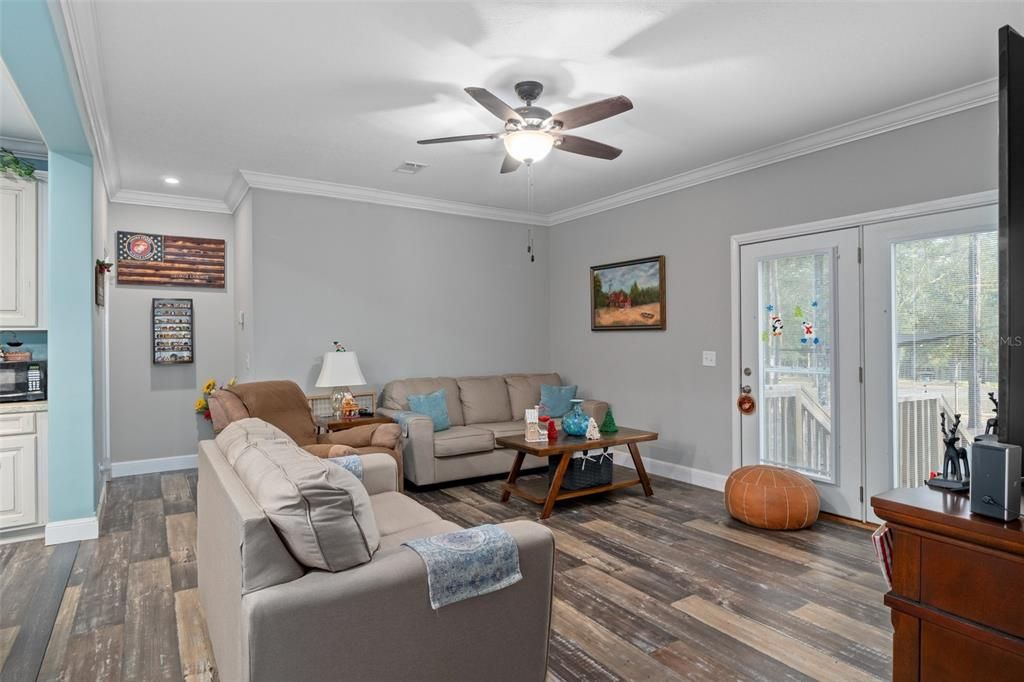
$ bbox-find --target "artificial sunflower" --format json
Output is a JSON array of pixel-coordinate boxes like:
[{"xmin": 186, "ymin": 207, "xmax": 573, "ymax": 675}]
[
  {"xmin": 194, "ymin": 397, "xmax": 208, "ymax": 413},
  {"xmin": 202, "ymin": 378, "xmax": 217, "ymax": 394}
]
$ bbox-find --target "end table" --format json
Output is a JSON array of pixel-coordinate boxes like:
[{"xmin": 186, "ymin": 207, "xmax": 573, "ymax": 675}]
[{"xmin": 316, "ymin": 414, "xmax": 392, "ymax": 435}]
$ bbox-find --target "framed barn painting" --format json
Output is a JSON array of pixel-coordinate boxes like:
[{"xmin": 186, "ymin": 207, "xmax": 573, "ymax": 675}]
[{"xmin": 591, "ymin": 256, "xmax": 666, "ymax": 331}]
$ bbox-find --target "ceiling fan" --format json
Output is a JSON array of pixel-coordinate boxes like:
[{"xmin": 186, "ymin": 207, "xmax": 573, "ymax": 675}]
[{"xmin": 417, "ymin": 80, "xmax": 633, "ymax": 174}]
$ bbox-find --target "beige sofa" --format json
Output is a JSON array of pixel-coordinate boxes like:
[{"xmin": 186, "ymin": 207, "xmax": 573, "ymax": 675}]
[
  {"xmin": 198, "ymin": 427, "xmax": 555, "ymax": 682},
  {"xmin": 377, "ymin": 373, "xmax": 609, "ymax": 486}
]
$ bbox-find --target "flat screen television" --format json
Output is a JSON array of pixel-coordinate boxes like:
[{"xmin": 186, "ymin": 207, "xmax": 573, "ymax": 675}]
[{"xmin": 998, "ymin": 25, "xmax": 1024, "ymax": 469}]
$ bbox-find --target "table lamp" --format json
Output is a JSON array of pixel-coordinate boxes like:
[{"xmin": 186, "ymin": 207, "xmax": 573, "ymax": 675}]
[{"xmin": 315, "ymin": 350, "xmax": 367, "ymax": 417}]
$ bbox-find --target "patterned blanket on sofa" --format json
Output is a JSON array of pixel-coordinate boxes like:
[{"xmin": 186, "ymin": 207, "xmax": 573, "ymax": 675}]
[{"xmin": 403, "ymin": 524, "xmax": 522, "ymax": 609}]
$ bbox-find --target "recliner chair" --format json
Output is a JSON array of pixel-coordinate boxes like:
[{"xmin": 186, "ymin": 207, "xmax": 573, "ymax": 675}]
[{"xmin": 208, "ymin": 379, "xmax": 404, "ymax": 487}]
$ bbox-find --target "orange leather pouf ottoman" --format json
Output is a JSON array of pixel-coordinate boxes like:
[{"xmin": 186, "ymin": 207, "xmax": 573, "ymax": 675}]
[{"xmin": 724, "ymin": 465, "xmax": 819, "ymax": 530}]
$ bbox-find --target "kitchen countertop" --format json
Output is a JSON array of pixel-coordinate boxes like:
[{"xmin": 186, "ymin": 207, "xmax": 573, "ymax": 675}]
[{"xmin": 0, "ymin": 401, "xmax": 48, "ymax": 414}]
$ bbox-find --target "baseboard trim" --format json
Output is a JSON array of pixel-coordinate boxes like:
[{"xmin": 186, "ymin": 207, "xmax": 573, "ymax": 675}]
[
  {"xmin": 1, "ymin": 525, "xmax": 45, "ymax": 545},
  {"xmin": 612, "ymin": 450, "xmax": 728, "ymax": 492},
  {"xmin": 112, "ymin": 454, "xmax": 197, "ymax": 478},
  {"xmin": 45, "ymin": 516, "xmax": 99, "ymax": 545}
]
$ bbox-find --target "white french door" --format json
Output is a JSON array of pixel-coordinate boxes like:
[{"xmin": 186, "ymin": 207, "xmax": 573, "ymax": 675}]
[
  {"xmin": 739, "ymin": 228, "xmax": 864, "ymax": 519},
  {"xmin": 863, "ymin": 205, "xmax": 998, "ymax": 521}
]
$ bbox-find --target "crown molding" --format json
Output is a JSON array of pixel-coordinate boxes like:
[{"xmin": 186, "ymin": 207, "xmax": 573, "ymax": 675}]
[
  {"xmin": 56, "ymin": 0, "xmax": 120, "ymax": 199},
  {"xmin": 224, "ymin": 171, "xmax": 250, "ymax": 213},
  {"xmin": 111, "ymin": 189, "xmax": 232, "ymax": 214},
  {"xmin": 239, "ymin": 170, "xmax": 540, "ymax": 225},
  {"xmin": 226, "ymin": 78, "xmax": 996, "ymax": 225},
  {"xmin": 0, "ymin": 136, "xmax": 47, "ymax": 160},
  {"xmin": 545, "ymin": 78, "xmax": 997, "ymax": 225}
]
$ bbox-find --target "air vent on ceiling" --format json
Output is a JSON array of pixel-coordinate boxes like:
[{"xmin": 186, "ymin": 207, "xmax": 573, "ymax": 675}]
[{"xmin": 394, "ymin": 161, "xmax": 428, "ymax": 174}]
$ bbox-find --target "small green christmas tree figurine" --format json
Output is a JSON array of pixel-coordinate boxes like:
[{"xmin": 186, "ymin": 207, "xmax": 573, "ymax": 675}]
[{"xmin": 599, "ymin": 407, "xmax": 619, "ymax": 433}]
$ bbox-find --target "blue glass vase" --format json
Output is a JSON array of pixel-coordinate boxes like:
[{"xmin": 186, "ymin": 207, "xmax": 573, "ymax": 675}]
[{"xmin": 562, "ymin": 399, "xmax": 589, "ymax": 437}]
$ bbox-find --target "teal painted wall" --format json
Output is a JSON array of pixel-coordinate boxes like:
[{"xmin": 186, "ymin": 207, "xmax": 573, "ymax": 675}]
[
  {"xmin": 0, "ymin": 2, "xmax": 90, "ymax": 155},
  {"xmin": 2, "ymin": 1, "xmax": 97, "ymax": 522},
  {"xmin": 48, "ymin": 152, "xmax": 96, "ymax": 520}
]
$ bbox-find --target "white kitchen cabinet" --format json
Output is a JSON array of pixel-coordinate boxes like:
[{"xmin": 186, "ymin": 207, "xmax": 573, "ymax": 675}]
[
  {"xmin": 0, "ymin": 406, "xmax": 45, "ymax": 533},
  {"xmin": 0, "ymin": 177, "xmax": 39, "ymax": 327},
  {"xmin": 0, "ymin": 433, "xmax": 37, "ymax": 528}
]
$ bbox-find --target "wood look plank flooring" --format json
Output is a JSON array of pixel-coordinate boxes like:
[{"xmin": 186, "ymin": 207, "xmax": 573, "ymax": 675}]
[{"xmin": 0, "ymin": 467, "xmax": 890, "ymax": 681}]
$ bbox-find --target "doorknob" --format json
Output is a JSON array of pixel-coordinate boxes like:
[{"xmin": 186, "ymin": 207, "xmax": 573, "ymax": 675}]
[{"xmin": 740, "ymin": 385, "xmax": 752, "ymax": 394}]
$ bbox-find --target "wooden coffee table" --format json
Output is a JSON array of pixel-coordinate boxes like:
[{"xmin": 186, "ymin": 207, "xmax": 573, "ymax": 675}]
[{"xmin": 496, "ymin": 427, "xmax": 657, "ymax": 519}]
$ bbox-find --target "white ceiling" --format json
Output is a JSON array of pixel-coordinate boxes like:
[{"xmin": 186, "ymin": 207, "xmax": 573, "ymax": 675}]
[
  {"xmin": 81, "ymin": 1, "xmax": 1023, "ymax": 215},
  {"xmin": 0, "ymin": 61, "xmax": 44, "ymax": 145}
]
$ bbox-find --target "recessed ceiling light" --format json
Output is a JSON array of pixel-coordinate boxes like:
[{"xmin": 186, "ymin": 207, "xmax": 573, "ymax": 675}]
[{"xmin": 163, "ymin": 176, "xmax": 180, "ymax": 185}]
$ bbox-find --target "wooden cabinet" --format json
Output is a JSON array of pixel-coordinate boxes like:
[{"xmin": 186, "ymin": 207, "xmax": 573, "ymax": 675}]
[
  {"xmin": 872, "ymin": 487, "xmax": 1024, "ymax": 681},
  {"xmin": 0, "ymin": 177, "xmax": 39, "ymax": 327}
]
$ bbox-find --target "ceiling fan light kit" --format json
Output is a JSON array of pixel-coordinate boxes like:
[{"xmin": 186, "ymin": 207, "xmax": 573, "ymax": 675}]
[
  {"xmin": 417, "ymin": 80, "xmax": 633, "ymax": 174},
  {"xmin": 504, "ymin": 130, "xmax": 555, "ymax": 164}
]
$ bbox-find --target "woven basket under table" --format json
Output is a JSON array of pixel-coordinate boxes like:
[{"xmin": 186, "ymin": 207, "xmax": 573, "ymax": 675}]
[{"xmin": 548, "ymin": 449, "xmax": 614, "ymax": 490}]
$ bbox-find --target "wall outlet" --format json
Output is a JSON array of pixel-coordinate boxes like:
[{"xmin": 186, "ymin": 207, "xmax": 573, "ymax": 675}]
[{"xmin": 702, "ymin": 350, "xmax": 717, "ymax": 367}]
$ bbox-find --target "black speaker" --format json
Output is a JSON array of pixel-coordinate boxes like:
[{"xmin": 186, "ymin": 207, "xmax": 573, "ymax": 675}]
[{"xmin": 970, "ymin": 440, "xmax": 1022, "ymax": 522}]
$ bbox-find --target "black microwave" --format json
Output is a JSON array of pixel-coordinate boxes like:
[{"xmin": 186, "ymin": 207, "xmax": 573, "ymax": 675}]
[{"xmin": 0, "ymin": 361, "xmax": 46, "ymax": 403}]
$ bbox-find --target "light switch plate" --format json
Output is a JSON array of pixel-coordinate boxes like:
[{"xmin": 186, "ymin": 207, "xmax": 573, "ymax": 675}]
[{"xmin": 702, "ymin": 350, "xmax": 717, "ymax": 367}]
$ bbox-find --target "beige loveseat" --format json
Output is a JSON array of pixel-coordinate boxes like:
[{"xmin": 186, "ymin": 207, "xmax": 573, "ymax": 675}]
[
  {"xmin": 377, "ymin": 373, "xmax": 609, "ymax": 486},
  {"xmin": 198, "ymin": 421, "xmax": 555, "ymax": 681}
]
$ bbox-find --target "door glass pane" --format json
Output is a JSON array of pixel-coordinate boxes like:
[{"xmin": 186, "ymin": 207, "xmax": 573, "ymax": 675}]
[
  {"xmin": 757, "ymin": 250, "xmax": 836, "ymax": 481},
  {"xmin": 893, "ymin": 230, "xmax": 998, "ymax": 488}
]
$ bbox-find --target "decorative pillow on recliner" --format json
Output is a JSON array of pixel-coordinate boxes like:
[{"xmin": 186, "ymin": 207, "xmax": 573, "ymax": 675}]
[
  {"xmin": 215, "ymin": 417, "xmax": 294, "ymax": 465},
  {"xmin": 539, "ymin": 384, "xmax": 577, "ymax": 418},
  {"xmin": 230, "ymin": 437, "xmax": 380, "ymax": 571},
  {"xmin": 407, "ymin": 388, "xmax": 450, "ymax": 432}
]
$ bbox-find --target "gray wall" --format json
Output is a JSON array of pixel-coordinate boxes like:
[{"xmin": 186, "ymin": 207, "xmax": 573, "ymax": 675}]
[
  {"xmin": 108, "ymin": 203, "xmax": 235, "ymax": 463},
  {"xmin": 248, "ymin": 189, "xmax": 550, "ymax": 392},
  {"xmin": 101, "ymin": 104, "xmax": 996, "ymax": 470},
  {"xmin": 548, "ymin": 104, "xmax": 998, "ymax": 476},
  {"xmin": 233, "ymin": 192, "xmax": 255, "ymax": 382}
]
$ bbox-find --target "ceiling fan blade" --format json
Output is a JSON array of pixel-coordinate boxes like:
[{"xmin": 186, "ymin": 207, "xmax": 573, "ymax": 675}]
[
  {"xmin": 548, "ymin": 95, "xmax": 633, "ymax": 131},
  {"xmin": 465, "ymin": 87, "xmax": 524, "ymax": 123},
  {"xmin": 554, "ymin": 134, "xmax": 622, "ymax": 160},
  {"xmin": 417, "ymin": 133, "xmax": 499, "ymax": 145},
  {"xmin": 500, "ymin": 154, "xmax": 522, "ymax": 174}
]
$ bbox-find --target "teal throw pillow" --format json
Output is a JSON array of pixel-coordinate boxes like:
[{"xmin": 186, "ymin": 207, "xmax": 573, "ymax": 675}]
[
  {"xmin": 539, "ymin": 384, "xmax": 577, "ymax": 418},
  {"xmin": 407, "ymin": 388, "xmax": 450, "ymax": 432}
]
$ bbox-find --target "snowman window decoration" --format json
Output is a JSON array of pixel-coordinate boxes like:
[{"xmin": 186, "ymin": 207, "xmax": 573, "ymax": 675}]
[{"xmin": 800, "ymin": 301, "xmax": 820, "ymax": 345}]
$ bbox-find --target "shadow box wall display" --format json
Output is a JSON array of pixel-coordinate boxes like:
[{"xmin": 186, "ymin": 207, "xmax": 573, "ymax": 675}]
[{"xmin": 153, "ymin": 298, "xmax": 194, "ymax": 365}]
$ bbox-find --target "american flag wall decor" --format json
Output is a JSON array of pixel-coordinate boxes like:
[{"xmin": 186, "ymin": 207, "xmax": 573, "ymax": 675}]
[{"xmin": 116, "ymin": 231, "xmax": 226, "ymax": 288}]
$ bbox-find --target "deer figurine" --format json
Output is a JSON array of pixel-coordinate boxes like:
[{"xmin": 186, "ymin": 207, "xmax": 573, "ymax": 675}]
[
  {"xmin": 940, "ymin": 412, "xmax": 970, "ymax": 482},
  {"xmin": 985, "ymin": 391, "xmax": 998, "ymax": 437}
]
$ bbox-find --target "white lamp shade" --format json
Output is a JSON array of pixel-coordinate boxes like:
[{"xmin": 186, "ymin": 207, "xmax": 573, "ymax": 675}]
[
  {"xmin": 503, "ymin": 130, "xmax": 554, "ymax": 163},
  {"xmin": 315, "ymin": 351, "xmax": 366, "ymax": 388}
]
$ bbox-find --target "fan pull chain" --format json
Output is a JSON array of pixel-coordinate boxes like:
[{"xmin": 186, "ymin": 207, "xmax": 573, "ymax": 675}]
[{"xmin": 527, "ymin": 164, "xmax": 536, "ymax": 262}]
